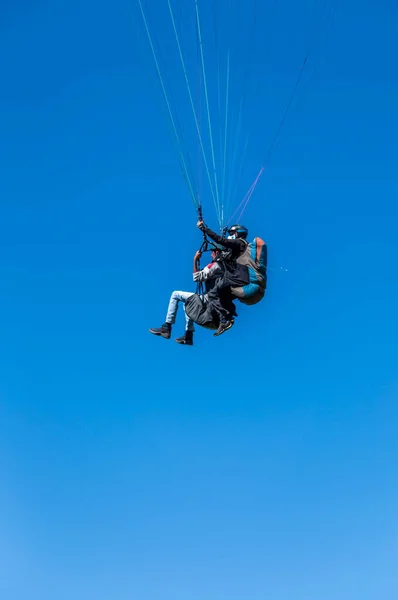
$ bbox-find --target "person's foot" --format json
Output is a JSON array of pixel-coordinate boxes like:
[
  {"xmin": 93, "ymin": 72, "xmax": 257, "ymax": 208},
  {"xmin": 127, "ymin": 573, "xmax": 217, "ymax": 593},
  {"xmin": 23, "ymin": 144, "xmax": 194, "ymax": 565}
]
[
  {"xmin": 175, "ymin": 331, "xmax": 194, "ymax": 346},
  {"xmin": 149, "ymin": 323, "xmax": 171, "ymax": 339},
  {"xmin": 213, "ymin": 320, "xmax": 234, "ymax": 337}
]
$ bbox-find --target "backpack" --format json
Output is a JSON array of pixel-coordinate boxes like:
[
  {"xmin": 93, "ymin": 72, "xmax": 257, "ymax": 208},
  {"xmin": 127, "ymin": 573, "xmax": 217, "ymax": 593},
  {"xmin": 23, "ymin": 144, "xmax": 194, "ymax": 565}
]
[{"xmin": 237, "ymin": 237, "xmax": 267, "ymax": 288}]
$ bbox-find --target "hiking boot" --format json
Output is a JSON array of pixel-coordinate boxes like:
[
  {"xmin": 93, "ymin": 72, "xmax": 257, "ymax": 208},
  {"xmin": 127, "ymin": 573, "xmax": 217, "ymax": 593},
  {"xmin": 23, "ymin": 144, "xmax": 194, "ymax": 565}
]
[
  {"xmin": 213, "ymin": 320, "xmax": 234, "ymax": 337},
  {"xmin": 175, "ymin": 331, "xmax": 193, "ymax": 346},
  {"xmin": 149, "ymin": 323, "xmax": 171, "ymax": 339}
]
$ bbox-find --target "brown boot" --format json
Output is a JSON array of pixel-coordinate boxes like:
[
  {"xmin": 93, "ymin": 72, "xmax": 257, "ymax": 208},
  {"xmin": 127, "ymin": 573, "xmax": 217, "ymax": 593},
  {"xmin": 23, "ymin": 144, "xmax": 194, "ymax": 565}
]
[
  {"xmin": 149, "ymin": 323, "xmax": 171, "ymax": 339},
  {"xmin": 175, "ymin": 331, "xmax": 193, "ymax": 345}
]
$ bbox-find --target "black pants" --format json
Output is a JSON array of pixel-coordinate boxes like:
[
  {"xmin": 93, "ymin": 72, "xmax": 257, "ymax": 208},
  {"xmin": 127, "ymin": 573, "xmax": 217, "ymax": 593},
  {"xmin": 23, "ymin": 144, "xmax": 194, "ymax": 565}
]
[{"xmin": 207, "ymin": 265, "xmax": 249, "ymax": 322}]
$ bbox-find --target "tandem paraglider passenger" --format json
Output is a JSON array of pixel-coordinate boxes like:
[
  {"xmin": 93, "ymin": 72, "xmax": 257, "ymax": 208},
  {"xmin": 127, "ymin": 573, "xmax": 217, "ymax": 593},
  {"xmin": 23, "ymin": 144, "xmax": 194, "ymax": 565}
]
[{"xmin": 149, "ymin": 247, "xmax": 223, "ymax": 346}]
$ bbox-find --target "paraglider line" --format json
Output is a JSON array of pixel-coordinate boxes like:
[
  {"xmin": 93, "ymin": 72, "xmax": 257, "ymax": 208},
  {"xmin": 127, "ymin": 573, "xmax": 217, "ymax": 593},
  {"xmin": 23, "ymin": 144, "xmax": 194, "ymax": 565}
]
[
  {"xmin": 235, "ymin": 0, "xmax": 340, "ymax": 221},
  {"xmin": 136, "ymin": 0, "xmax": 197, "ymax": 205},
  {"xmin": 226, "ymin": 0, "xmax": 258, "ymax": 216},
  {"xmin": 227, "ymin": 166, "xmax": 264, "ymax": 225},
  {"xmin": 197, "ymin": 20, "xmax": 201, "ymax": 205},
  {"xmin": 167, "ymin": 0, "xmax": 220, "ymax": 221},
  {"xmin": 221, "ymin": 52, "xmax": 230, "ymax": 228},
  {"xmin": 195, "ymin": 0, "xmax": 222, "ymax": 227},
  {"xmin": 238, "ymin": 55, "xmax": 309, "ymax": 219}
]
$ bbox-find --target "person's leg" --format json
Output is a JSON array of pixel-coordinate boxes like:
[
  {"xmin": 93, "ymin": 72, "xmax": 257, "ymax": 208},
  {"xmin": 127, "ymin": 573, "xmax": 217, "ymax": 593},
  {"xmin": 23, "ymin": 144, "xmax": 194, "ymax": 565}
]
[
  {"xmin": 184, "ymin": 308, "xmax": 195, "ymax": 332},
  {"xmin": 165, "ymin": 291, "xmax": 194, "ymax": 325},
  {"xmin": 150, "ymin": 291, "xmax": 193, "ymax": 339},
  {"xmin": 167, "ymin": 291, "xmax": 195, "ymax": 345},
  {"xmin": 175, "ymin": 292, "xmax": 196, "ymax": 344},
  {"xmin": 207, "ymin": 280, "xmax": 235, "ymax": 323},
  {"xmin": 221, "ymin": 292, "xmax": 237, "ymax": 318},
  {"xmin": 206, "ymin": 283, "xmax": 235, "ymax": 336},
  {"xmin": 207, "ymin": 266, "xmax": 248, "ymax": 334}
]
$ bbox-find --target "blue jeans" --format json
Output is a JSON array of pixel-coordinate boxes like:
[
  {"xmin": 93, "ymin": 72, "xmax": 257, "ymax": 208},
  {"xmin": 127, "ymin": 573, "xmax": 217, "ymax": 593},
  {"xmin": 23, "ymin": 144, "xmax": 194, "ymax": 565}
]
[{"xmin": 166, "ymin": 291, "xmax": 195, "ymax": 332}]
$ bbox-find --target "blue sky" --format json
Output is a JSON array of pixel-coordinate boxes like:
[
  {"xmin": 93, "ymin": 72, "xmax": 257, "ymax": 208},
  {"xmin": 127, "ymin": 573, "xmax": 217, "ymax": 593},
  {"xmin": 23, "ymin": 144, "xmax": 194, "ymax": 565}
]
[{"xmin": 1, "ymin": 1, "xmax": 398, "ymax": 599}]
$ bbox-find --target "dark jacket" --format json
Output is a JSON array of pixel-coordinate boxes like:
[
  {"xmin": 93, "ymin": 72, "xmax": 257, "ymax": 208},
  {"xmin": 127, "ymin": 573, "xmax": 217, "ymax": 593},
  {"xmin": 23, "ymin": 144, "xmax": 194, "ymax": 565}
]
[
  {"xmin": 203, "ymin": 226, "xmax": 250, "ymax": 289},
  {"xmin": 203, "ymin": 227, "xmax": 246, "ymax": 260}
]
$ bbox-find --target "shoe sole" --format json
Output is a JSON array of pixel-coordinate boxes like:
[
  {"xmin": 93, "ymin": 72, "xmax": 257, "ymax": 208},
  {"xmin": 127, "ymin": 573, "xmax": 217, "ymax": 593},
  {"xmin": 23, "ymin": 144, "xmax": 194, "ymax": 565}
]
[{"xmin": 213, "ymin": 322, "xmax": 234, "ymax": 337}]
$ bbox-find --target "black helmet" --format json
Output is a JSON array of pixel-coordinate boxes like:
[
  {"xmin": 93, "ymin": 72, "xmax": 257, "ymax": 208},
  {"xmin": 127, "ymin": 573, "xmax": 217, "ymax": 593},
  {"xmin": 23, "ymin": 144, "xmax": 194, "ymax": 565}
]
[{"xmin": 228, "ymin": 224, "xmax": 248, "ymax": 239}]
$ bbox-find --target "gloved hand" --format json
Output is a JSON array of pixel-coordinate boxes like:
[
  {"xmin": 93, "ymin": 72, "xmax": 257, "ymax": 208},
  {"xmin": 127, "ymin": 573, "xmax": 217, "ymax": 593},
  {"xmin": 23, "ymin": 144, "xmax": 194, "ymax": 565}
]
[{"xmin": 197, "ymin": 220, "xmax": 205, "ymax": 231}]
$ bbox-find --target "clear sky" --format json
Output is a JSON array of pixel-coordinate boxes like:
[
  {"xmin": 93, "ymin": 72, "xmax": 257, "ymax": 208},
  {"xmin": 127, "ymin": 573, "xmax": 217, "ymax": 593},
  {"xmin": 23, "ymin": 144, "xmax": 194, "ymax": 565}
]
[{"xmin": 1, "ymin": 1, "xmax": 398, "ymax": 599}]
